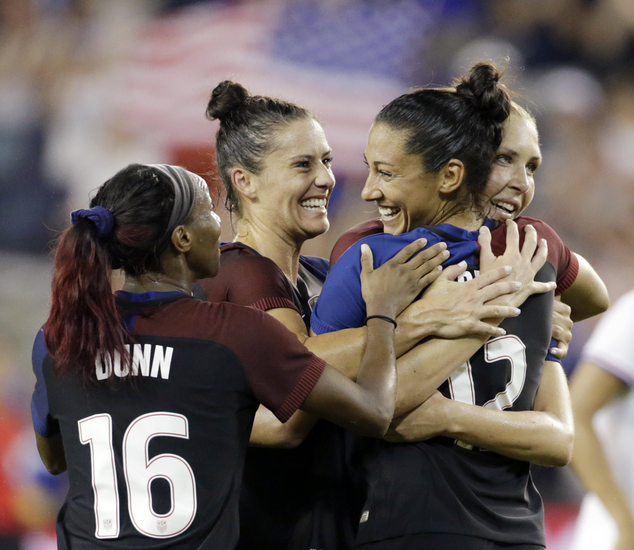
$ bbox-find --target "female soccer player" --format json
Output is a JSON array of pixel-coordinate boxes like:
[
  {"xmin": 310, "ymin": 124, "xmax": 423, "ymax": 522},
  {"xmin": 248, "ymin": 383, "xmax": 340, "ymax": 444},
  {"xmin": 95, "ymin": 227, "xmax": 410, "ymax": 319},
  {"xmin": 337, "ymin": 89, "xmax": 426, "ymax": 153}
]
[
  {"xmin": 330, "ymin": 102, "xmax": 608, "ymax": 356},
  {"xmin": 30, "ymin": 163, "xmax": 443, "ymax": 549},
  {"xmin": 197, "ymin": 81, "xmax": 543, "ymax": 549},
  {"xmin": 312, "ymin": 62, "xmax": 578, "ymax": 549}
]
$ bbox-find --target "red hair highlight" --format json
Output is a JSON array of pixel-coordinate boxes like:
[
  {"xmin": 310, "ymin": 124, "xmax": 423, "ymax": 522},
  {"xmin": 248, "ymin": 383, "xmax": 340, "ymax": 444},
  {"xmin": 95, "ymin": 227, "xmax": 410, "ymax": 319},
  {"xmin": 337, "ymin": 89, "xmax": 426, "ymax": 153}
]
[{"xmin": 43, "ymin": 225, "xmax": 128, "ymax": 382}]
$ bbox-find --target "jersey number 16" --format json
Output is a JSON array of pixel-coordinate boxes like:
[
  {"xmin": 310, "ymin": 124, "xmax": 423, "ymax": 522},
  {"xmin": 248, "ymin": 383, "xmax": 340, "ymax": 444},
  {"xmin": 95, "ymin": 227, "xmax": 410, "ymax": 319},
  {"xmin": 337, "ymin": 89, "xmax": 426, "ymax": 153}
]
[{"xmin": 78, "ymin": 411, "xmax": 197, "ymax": 539}]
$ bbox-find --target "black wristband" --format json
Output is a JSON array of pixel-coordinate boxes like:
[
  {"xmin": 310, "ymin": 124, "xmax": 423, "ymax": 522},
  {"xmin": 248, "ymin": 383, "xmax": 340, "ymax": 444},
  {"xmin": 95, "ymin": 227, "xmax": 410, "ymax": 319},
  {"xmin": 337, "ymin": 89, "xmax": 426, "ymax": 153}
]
[{"xmin": 364, "ymin": 315, "xmax": 397, "ymax": 328}]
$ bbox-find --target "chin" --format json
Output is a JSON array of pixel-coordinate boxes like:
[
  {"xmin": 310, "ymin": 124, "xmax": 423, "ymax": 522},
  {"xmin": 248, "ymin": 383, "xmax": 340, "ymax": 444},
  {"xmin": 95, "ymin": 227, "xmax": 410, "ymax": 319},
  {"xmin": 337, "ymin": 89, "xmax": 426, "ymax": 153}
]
[{"xmin": 304, "ymin": 222, "xmax": 330, "ymax": 239}]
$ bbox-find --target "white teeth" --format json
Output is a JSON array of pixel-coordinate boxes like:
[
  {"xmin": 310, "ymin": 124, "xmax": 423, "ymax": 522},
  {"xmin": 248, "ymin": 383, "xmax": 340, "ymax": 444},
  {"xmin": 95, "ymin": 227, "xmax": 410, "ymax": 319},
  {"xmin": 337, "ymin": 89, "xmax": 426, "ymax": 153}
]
[
  {"xmin": 378, "ymin": 205, "xmax": 399, "ymax": 218},
  {"xmin": 300, "ymin": 198, "xmax": 327, "ymax": 209},
  {"xmin": 493, "ymin": 201, "xmax": 514, "ymax": 214}
]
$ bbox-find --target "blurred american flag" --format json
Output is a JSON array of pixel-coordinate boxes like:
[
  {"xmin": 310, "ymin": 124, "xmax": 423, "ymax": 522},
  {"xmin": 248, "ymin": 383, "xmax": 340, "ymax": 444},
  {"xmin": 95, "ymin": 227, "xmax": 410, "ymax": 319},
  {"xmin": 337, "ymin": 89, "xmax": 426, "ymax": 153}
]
[{"xmin": 112, "ymin": 0, "xmax": 438, "ymax": 180}]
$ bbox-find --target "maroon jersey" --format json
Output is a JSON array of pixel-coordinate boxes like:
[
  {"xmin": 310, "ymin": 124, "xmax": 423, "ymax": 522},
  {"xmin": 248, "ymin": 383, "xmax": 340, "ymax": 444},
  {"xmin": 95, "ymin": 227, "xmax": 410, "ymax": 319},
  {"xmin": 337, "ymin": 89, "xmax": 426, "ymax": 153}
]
[
  {"xmin": 197, "ymin": 242, "xmax": 300, "ymax": 313},
  {"xmin": 32, "ymin": 290, "xmax": 325, "ymax": 550},
  {"xmin": 197, "ymin": 244, "xmax": 360, "ymax": 550}
]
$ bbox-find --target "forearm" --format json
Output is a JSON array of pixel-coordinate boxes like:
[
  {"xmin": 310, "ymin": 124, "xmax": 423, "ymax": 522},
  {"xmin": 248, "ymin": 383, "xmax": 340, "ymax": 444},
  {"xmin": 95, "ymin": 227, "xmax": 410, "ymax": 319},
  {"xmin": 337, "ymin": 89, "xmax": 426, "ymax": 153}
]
[
  {"xmin": 249, "ymin": 405, "xmax": 318, "ymax": 448},
  {"xmin": 304, "ymin": 327, "xmax": 366, "ymax": 379},
  {"xmin": 301, "ymin": 320, "xmax": 397, "ymax": 438},
  {"xmin": 395, "ymin": 334, "xmax": 488, "ymax": 416},
  {"xmin": 354, "ymin": 319, "xmax": 397, "ymax": 433},
  {"xmin": 572, "ymin": 416, "xmax": 634, "ymax": 530},
  {"xmin": 438, "ymin": 402, "xmax": 573, "ymax": 466}
]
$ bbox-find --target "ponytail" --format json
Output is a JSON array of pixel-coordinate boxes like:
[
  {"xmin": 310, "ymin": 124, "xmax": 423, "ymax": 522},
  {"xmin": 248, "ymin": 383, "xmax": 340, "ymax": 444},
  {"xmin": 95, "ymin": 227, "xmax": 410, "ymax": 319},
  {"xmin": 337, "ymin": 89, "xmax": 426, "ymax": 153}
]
[
  {"xmin": 43, "ymin": 218, "xmax": 127, "ymax": 382},
  {"xmin": 42, "ymin": 163, "xmax": 199, "ymax": 383}
]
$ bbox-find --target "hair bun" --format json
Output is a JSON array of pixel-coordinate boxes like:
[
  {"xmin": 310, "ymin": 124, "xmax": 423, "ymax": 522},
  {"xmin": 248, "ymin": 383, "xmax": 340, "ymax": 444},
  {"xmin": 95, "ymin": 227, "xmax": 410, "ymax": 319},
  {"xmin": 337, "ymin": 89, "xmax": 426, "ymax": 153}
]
[
  {"xmin": 206, "ymin": 80, "xmax": 250, "ymax": 121},
  {"xmin": 455, "ymin": 62, "xmax": 511, "ymax": 124}
]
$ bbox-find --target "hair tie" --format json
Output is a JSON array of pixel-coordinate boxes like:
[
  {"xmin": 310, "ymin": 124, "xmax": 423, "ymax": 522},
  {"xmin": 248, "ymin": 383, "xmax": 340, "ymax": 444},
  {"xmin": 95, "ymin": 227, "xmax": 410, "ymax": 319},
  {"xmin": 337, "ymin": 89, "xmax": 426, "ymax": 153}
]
[{"xmin": 71, "ymin": 206, "xmax": 115, "ymax": 240}]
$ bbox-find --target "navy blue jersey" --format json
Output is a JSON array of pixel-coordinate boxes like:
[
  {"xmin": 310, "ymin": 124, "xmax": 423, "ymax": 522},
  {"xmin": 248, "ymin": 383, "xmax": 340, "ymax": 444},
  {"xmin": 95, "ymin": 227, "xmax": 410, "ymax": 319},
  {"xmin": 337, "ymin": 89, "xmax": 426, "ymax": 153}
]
[
  {"xmin": 31, "ymin": 291, "xmax": 325, "ymax": 550},
  {"xmin": 312, "ymin": 218, "xmax": 571, "ymax": 546}
]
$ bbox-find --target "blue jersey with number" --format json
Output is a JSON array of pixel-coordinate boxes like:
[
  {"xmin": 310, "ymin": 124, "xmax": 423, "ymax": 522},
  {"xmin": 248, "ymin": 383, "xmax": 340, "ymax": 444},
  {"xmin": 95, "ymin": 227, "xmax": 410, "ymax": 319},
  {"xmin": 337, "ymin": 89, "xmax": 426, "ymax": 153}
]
[{"xmin": 311, "ymin": 218, "xmax": 570, "ymax": 546}]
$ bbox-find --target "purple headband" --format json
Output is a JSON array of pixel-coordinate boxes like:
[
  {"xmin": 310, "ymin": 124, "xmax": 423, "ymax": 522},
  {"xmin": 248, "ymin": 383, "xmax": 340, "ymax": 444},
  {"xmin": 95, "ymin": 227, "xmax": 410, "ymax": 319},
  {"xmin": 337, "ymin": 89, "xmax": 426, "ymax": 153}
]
[{"xmin": 70, "ymin": 206, "xmax": 115, "ymax": 240}]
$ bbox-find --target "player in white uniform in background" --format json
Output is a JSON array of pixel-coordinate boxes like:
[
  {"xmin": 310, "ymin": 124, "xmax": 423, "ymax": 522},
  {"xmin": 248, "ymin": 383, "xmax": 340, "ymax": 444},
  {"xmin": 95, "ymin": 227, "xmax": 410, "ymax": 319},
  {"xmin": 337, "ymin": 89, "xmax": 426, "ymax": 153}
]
[{"xmin": 570, "ymin": 290, "xmax": 634, "ymax": 550}]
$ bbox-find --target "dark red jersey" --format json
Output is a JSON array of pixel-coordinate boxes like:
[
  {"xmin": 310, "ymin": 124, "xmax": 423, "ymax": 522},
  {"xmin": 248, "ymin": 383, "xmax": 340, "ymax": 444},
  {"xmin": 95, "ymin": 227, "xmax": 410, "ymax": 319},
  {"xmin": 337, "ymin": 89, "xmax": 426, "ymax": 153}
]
[{"xmin": 196, "ymin": 244, "xmax": 362, "ymax": 550}]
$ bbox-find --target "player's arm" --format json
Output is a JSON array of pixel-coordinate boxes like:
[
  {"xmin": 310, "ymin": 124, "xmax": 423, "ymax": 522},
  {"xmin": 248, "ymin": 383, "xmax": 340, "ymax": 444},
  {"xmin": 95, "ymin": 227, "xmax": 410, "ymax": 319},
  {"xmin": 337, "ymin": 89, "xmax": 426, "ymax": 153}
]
[
  {"xmin": 250, "ymin": 239, "xmax": 447, "ymax": 446},
  {"xmin": 251, "ymin": 252, "xmax": 523, "ymax": 446},
  {"xmin": 570, "ymin": 361, "xmax": 634, "ymax": 548},
  {"xmin": 35, "ymin": 431, "xmax": 67, "ymax": 475},
  {"xmin": 560, "ymin": 253, "xmax": 609, "ymax": 322},
  {"xmin": 300, "ymin": 241, "xmax": 440, "ymax": 437},
  {"xmin": 548, "ymin": 254, "xmax": 608, "ymax": 359},
  {"xmin": 393, "ymin": 221, "xmax": 555, "ymax": 415},
  {"xmin": 388, "ymin": 360, "xmax": 574, "ymax": 467}
]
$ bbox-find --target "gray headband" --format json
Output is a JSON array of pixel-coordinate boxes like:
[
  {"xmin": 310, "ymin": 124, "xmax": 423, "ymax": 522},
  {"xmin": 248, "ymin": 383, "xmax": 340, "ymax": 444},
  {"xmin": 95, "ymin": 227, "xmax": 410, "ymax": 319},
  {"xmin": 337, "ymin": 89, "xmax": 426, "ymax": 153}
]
[{"xmin": 149, "ymin": 164, "xmax": 198, "ymax": 250}]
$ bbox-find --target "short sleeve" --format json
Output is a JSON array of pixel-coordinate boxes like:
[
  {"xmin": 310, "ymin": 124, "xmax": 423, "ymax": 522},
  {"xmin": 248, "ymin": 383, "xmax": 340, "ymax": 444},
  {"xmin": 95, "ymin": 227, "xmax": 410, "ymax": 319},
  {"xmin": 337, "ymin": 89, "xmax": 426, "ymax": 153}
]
[
  {"xmin": 580, "ymin": 290, "xmax": 634, "ymax": 387},
  {"xmin": 330, "ymin": 218, "xmax": 384, "ymax": 266},
  {"xmin": 197, "ymin": 245, "xmax": 299, "ymax": 313},
  {"xmin": 220, "ymin": 305, "xmax": 327, "ymax": 421},
  {"xmin": 31, "ymin": 328, "xmax": 60, "ymax": 437}
]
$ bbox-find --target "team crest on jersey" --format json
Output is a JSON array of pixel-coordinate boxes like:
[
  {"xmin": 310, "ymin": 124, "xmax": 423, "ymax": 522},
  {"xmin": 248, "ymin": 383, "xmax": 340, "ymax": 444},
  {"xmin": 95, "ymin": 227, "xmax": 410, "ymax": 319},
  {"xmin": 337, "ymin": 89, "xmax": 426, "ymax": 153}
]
[
  {"xmin": 103, "ymin": 519, "xmax": 113, "ymax": 531},
  {"xmin": 157, "ymin": 520, "xmax": 167, "ymax": 533}
]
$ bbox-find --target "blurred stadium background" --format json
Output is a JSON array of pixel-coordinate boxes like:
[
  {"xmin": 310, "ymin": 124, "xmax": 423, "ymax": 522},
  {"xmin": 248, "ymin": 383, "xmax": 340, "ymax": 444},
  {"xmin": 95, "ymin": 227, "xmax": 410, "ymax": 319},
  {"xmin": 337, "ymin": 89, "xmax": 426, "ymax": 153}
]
[{"xmin": 1, "ymin": 0, "xmax": 633, "ymax": 548}]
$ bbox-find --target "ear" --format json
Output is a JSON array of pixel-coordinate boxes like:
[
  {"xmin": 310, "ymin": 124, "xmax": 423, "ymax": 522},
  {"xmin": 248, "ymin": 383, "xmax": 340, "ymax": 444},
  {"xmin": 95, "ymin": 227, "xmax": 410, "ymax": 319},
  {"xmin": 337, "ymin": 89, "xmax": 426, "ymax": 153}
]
[
  {"xmin": 438, "ymin": 159, "xmax": 465, "ymax": 194},
  {"xmin": 170, "ymin": 225, "xmax": 192, "ymax": 253},
  {"xmin": 231, "ymin": 167, "xmax": 258, "ymax": 201}
]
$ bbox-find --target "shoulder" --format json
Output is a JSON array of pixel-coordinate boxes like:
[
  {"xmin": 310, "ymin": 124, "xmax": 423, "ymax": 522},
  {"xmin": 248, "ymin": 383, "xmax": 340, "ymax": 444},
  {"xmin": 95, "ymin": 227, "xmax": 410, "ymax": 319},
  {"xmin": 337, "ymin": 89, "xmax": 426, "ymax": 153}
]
[
  {"xmin": 196, "ymin": 243, "xmax": 296, "ymax": 310},
  {"xmin": 492, "ymin": 216, "xmax": 563, "ymax": 247},
  {"xmin": 492, "ymin": 217, "xmax": 576, "ymax": 292},
  {"xmin": 515, "ymin": 216, "xmax": 563, "ymax": 243},
  {"xmin": 330, "ymin": 218, "xmax": 384, "ymax": 265},
  {"xmin": 219, "ymin": 242, "xmax": 284, "ymax": 274}
]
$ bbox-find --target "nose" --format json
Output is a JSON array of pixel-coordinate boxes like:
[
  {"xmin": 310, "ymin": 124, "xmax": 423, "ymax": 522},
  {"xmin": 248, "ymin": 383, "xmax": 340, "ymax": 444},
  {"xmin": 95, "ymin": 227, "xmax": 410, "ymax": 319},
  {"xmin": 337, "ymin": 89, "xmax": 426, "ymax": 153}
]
[
  {"xmin": 315, "ymin": 163, "xmax": 336, "ymax": 191},
  {"xmin": 361, "ymin": 174, "xmax": 382, "ymax": 202},
  {"xmin": 510, "ymin": 167, "xmax": 530, "ymax": 194}
]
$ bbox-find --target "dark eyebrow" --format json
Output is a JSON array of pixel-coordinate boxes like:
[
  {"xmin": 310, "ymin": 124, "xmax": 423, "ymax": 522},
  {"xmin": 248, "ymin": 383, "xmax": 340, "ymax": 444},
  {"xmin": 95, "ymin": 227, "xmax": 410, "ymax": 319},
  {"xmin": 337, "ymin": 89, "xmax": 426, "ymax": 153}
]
[
  {"xmin": 289, "ymin": 154, "xmax": 314, "ymax": 162},
  {"xmin": 363, "ymin": 154, "xmax": 396, "ymax": 167}
]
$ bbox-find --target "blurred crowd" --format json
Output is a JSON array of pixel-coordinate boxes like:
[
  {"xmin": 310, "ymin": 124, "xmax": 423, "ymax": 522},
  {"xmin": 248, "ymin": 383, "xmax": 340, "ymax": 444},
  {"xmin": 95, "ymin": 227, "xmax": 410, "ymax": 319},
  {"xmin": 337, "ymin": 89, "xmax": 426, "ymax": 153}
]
[{"xmin": 1, "ymin": 0, "xmax": 633, "ymax": 547}]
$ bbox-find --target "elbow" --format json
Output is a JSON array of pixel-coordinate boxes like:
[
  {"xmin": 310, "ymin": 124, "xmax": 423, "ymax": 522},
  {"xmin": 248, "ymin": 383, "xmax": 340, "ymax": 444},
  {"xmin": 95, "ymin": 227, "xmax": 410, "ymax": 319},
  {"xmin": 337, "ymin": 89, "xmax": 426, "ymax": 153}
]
[
  {"xmin": 540, "ymin": 429, "xmax": 574, "ymax": 467},
  {"xmin": 352, "ymin": 407, "xmax": 392, "ymax": 438},
  {"xmin": 274, "ymin": 432, "xmax": 307, "ymax": 449},
  {"xmin": 579, "ymin": 296, "xmax": 609, "ymax": 320},
  {"xmin": 44, "ymin": 459, "xmax": 67, "ymax": 476}
]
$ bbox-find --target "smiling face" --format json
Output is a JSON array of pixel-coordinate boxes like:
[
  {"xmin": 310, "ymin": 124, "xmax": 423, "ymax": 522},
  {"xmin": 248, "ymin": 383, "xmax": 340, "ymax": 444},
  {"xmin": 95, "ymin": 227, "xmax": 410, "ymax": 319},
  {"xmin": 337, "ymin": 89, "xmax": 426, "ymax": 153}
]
[
  {"xmin": 246, "ymin": 117, "xmax": 335, "ymax": 244},
  {"xmin": 486, "ymin": 111, "xmax": 541, "ymax": 221},
  {"xmin": 361, "ymin": 123, "xmax": 447, "ymax": 235},
  {"xmin": 184, "ymin": 177, "xmax": 222, "ymax": 280}
]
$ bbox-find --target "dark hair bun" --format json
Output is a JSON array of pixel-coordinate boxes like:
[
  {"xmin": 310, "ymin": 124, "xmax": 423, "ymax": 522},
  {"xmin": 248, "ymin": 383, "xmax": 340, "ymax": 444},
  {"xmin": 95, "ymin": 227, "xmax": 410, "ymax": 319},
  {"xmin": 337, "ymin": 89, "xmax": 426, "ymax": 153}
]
[
  {"xmin": 206, "ymin": 80, "xmax": 250, "ymax": 121},
  {"xmin": 455, "ymin": 62, "xmax": 511, "ymax": 124}
]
